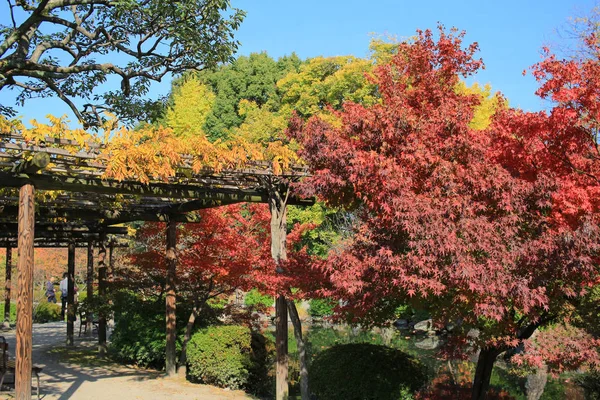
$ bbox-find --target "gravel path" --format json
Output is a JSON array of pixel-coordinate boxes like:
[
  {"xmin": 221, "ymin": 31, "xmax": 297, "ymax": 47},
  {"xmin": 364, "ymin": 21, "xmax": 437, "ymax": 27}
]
[{"xmin": 0, "ymin": 322, "xmax": 254, "ymax": 399}]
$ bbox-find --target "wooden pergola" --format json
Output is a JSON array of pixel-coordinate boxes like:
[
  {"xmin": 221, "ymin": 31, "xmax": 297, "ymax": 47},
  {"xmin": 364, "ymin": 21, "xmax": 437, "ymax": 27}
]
[{"xmin": 1, "ymin": 131, "xmax": 312, "ymax": 400}]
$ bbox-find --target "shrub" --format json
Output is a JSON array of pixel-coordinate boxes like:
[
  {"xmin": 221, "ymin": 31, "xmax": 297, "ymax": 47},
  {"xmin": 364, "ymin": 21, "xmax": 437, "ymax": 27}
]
[
  {"xmin": 308, "ymin": 298, "xmax": 336, "ymax": 318},
  {"xmin": 33, "ymin": 301, "xmax": 62, "ymax": 323},
  {"xmin": 309, "ymin": 343, "xmax": 428, "ymax": 400},
  {"xmin": 244, "ymin": 289, "xmax": 273, "ymax": 309},
  {"xmin": 110, "ymin": 291, "xmax": 171, "ymax": 368},
  {"xmin": 187, "ymin": 325, "xmax": 271, "ymax": 394},
  {"xmin": 579, "ymin": 370, "xmax": 600, "ymax": 400}
]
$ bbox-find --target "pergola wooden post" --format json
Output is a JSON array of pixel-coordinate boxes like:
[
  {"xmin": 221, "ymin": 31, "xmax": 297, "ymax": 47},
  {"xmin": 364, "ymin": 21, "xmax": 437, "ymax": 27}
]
[
  {"xmin": 269, "ymin": 189, "xmax": 289, "ymax": 400},
  {"xmin": 3, "ymin": 245, "xmax": 12, "ymax": 329},
  {"xmin": 66, "ymin": 241, "xmax": 76, "ymax": 346},
  {"xmin": 86, "ymin": 240, "xmax": 94, "ymax": 333},
  {"xmin": 108, "ymin": 240, "xmax": 114, "ymax": 282},
  {"xmin": 165, "ymin": 219, "xmax": 177, "ymax": 377},
  {"xmin": 97, "ymin": 233, "xmax": 107, "ymax": 356},
  {"xmin": 15, "ymin": 183, "xmax": 35, "ymax": 400}
]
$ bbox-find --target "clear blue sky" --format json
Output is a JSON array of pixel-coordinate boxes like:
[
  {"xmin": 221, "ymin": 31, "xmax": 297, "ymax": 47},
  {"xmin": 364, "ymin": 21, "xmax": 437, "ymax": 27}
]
[{"xmin": 1, "ymin": 0, "xmax": 597, "ymax": 124}]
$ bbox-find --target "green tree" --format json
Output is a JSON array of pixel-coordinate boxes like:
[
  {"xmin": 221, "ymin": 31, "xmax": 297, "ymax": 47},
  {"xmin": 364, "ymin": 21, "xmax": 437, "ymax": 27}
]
[
  {"xmin": 0, "ymin": 0, "xmax": 244, "ymax": 126},
  {"xmin": 277, "ymin": 55, "xmax": 378, "ymax": 118},
  {"xmin": 199, "ymin": 52, "xmax": 302, "ymax": 140}
]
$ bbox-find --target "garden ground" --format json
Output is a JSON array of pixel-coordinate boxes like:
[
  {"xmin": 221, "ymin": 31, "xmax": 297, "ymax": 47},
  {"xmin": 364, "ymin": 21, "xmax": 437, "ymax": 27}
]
[{"xmin": 0, "ymin": 322, "xmax": 253, "ymax": 399}]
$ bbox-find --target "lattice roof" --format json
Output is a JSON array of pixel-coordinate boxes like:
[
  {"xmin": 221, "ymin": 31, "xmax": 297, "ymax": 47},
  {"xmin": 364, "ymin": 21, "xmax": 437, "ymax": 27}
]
[{"xmin": 0, "ymin": 131, "xmax": 313, "ymax": 233}]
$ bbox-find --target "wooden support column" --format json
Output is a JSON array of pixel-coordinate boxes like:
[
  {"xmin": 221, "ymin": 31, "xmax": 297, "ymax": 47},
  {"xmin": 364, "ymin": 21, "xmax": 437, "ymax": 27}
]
[
  {"xmin": 16, "ymin": 183, "xmax": 35, "ymax": 400},
  {"xmin": 269, "ymin": 189, "xmax": 289, "ymax": 400},
  {"xmin": 108, "ymin": 240, "xmax": 114, "ymax": 282},
  {"xmin": 66, "ymin": 242, "xmax": 76, "ymax": 346},
  {"xmin": 165, "ymin": 219, "xmax": 177, "ymax": 377},
  {"xmin": 86, "ymin": 241, "xmax": 94, "ymax": 334},
  {"xmin": 3, "ymin": 246, "xmax": 12, "ymax": 329},
  {"xmin": 97, "ymin": 234, "xmax": 107, "ymax": 356}
]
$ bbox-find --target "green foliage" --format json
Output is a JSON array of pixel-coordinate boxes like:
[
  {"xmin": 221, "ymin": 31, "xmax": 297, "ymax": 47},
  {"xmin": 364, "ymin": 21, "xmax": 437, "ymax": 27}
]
[
  {"xmin": 308, "ymin": 298, "xmax": 336, "ymax": 318},
  {"xmin": 573, "ymin": 284, "xmax": 600, "ymax": 337},
  {"xmin": 187, "ymin": 325, "xmax": 272, "ymax": 395},
  {"xmin": 287, "ymin": 203, "xmax": 352, "ymax": 257},
  {"xmin": 197, "ymin": 52, "xmax": 302, "ymax": 140},
  {"xmin": 33, "ymin": 301, "xmax": 62, "ymax": 323},
  {"xmin": 8, "ymin": 302, "xmax": 16, "ymax": 324},
  {"xmin": 244, "ymin": 289, "xmax": 273, "ymax": 309},
  {"xmin": 110, "ymin": 291, "xmax": 168, "ymax": 369},
  {"xmin": 0, "ymin": 0, "xmax": 246, "ymax": 126},
  {"xmin": 277, "ymin": 55, "xmax": 378, "ymax": 118},
  {"xmin": 309, "ymin": 343, "xmax": 427, "ymax": 400},
  {"xmin": 579, "ymin": 370, "xmax": 600, "ymax": 400}
]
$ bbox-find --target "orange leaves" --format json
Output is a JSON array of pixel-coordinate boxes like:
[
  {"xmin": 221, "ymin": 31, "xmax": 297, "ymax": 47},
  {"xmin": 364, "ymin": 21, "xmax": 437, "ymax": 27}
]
[{"xmin": 2, "ymin": 112, "xmax": 299, "ymax": 185}]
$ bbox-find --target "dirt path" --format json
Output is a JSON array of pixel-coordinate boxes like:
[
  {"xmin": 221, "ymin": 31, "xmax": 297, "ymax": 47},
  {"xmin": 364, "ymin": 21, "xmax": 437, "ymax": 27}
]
[{"xmin": 0, "ymin": 322, "xmax": 254, "ymax": 399}]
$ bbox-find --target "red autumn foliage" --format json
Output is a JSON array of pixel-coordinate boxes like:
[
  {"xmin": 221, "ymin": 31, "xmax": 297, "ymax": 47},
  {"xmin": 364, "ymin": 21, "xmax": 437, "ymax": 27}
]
[
  {"xmin": 512, "ymin": 324, "xmax": 600, "ymax": 375},
  {"xmin": 288, "ymin": 24, "xmax": 600, "ymax": 396},
  {"xmin": 123, "ymin": 203, "xmax": 321, "ymax": 305}
]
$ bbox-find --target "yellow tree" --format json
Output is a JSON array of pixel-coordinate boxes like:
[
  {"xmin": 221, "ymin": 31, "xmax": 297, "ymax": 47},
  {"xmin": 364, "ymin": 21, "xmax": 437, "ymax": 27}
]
[{"xmin": 164, "ymin": 76, "xmax": 216, "ymax": 138}]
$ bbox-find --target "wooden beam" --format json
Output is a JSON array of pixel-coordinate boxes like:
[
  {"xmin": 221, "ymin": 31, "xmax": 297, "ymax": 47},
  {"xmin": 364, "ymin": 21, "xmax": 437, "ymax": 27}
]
[
  {"xmin": 165, "ymin": 219, "xmax": 177, "ymax": 377},
  {"xmin": 0, "ymin": 224, "xmax": 128, "ymax": 234},
  {"xmin": 0, "ymin": 172, "xmax": 314, "ymax": 206},
  {"xmin": 0, "ymin": 230, "xmax": 127, "ymax": 240},
  {"xmin": 97, "ymin": 234, "xmax": 107, "ymax": 356},
  {"xmin": 86, "ymin": 241, "xmax": 94, "ymax": 334},
  {"xmin": 3, "ymin": 246, "xmax": 11, "ymax": 329},
  {"xmin": 16, "ymin": 183, "xmax": 34, "ymax": 400},
  {"xmin": 0, "ymin": 204, "xmax": 209, "ymax": 224},
  {"xmin": 269, "ymin": 190, "xmax": 289, "ymax": 400},
  {"xmin": 0, "ymin": 239, "xmax": 129, "ymax": 248},
  {"xmin": 66, "ymin": 242, "xmax": 75, "ymax": 346}
]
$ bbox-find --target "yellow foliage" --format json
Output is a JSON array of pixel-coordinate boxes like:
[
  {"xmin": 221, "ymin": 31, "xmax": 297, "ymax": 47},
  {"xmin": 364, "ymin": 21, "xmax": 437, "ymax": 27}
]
[
  {"xmin": 164, "ymin": 77, "xmax": 215, "ymax": 138},
  {"xmin": 455, "ymin": 81, "xmax": 501, "ymax": 130}
]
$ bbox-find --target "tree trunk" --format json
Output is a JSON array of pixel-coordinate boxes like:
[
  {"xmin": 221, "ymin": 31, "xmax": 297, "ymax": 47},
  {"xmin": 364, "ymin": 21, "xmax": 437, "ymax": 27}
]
[
  {"xmin": 471, "ymin": 347, "xmax": 501, "ymax": 400},
  {"xmin": 165, "ymin": 219, "xmax": 177, "ymax": 377},
  {"xmin": 66, "ymin": 242, "xmax": 75, "ymax": 346},
  {"xmin": 270, "ymin": 188, "xmax": 289, "ymax": 400},
  {"xmin": 288, "ymin": 300, "xmax": 309, "ymax": 400},
  {"xmin": 177, "ymin": 301, "xmax": 201, "ymax": 377},
  {"xmin": 97, "ymin": 234, "xmax": 107, "ymax": 356},
  {"xmin": 16, "ymin": 183, "xmax": 35, "ymax": 400},
  {"xmin": 86, "ymin": 241, "xmax": 94, "ymax": 334},
  {"xmin": 4, "ymin": 246, "xmax": 12, "ymax": 329}
]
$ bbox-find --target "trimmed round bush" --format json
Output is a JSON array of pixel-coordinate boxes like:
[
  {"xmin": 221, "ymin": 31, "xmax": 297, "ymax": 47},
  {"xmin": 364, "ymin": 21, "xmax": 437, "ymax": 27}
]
[
  {"xmin": 309, "ymin": 343, "xmax": 428, "ymax": 400},
  {"xmin": 187, "ymin": 325, "xmax": 271, "ymax": 393}
]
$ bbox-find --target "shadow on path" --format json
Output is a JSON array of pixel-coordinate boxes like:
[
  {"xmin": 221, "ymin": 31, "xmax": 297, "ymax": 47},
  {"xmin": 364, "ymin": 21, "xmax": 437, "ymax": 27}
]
[{"xmin": 0, "ymin": 322, "xmax": 252, "ymax": 400}]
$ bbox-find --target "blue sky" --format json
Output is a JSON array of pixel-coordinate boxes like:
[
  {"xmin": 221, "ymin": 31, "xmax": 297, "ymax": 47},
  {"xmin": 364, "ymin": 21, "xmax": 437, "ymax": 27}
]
[{"xmin": 1, "ymin": 0, "xmax": 597, "ymax": 124}]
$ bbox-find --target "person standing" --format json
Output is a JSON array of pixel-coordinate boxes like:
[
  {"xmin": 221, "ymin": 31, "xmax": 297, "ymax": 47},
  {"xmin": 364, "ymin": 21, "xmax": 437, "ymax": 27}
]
[
  {"xmin": 60, "ymin": 272, "xmax": 68, "ymax": 320},
  {"xmin": 45, "ymin": 277, "xmax": 56, "ymax": 303}
]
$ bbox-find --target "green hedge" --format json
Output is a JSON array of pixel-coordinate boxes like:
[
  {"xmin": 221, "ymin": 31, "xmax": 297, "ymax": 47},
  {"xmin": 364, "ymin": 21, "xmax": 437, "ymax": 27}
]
[
  {"xmin": 33, "ymin": 302, "xmax": 62, "ymax": 323},
  {"xmin": 110, "ymin": 291, "xmax": 219, "ymax": 370},
  {"xmin": 187, "ymin": 325, "xmax": 272, "ymax": 395},
  {"xmin": 309, "ymin": 343, "xmax": 428, "ymax": 400},
  {"xmin": 110, "ymin": 291, "xmax": 173, "ymax": 369}
]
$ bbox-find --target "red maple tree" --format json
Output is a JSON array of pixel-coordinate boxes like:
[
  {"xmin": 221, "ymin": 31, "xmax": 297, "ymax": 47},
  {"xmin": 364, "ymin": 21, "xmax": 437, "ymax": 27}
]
[
  {"xmin": 123, "ymin": 203, "xmax": 321, "ymax": 368},
  {"xmin": 288, "ymin": 26, "xmax": 600, "ymax": 400}
]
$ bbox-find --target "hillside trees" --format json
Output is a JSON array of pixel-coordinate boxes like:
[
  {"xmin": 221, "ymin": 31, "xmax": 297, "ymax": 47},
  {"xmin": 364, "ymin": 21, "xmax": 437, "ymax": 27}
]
[
  {"xmin": 0, "ymin": 0, "xmax": 244, "ymax": 126},
  {"xmin": 288, "ymin": 26, "xmax": 600, "ymax": 400}
]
